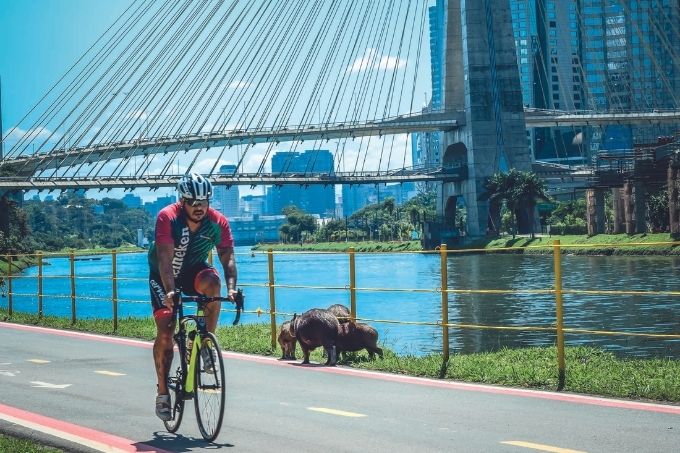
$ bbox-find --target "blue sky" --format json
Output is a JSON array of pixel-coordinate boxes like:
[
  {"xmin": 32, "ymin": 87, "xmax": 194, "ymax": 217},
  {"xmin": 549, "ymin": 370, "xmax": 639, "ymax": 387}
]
[
  {"xmin": 1, "ymin": 0, "xmax": 132, "ymax": 129},
  {"xmin": 1, "ymin": 1, "xmax": 432, "ymax": 202}
]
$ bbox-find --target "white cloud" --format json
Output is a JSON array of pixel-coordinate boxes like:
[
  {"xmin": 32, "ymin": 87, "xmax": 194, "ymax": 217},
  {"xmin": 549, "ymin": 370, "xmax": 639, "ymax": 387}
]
[
  {"xmin": 348, "ymin": 48, "xmax": 407, "ymax": 73},
  {"xmin": 127, "ymin": 110, "xmax": 148, "ymax": 121},
  {"xmin": 228, "ymin": 80, "xmax": 250, "ymax": 90}
]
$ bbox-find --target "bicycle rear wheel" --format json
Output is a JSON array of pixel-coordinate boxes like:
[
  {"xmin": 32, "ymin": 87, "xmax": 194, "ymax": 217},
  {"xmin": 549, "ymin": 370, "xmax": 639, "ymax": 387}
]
[
  {"xmin": 164, "ymin": 339, "xmax": 186, "ymax": 433},
  {"xmin": 194, "ymin": 332, "xmax": 226, "ymax": 441}
]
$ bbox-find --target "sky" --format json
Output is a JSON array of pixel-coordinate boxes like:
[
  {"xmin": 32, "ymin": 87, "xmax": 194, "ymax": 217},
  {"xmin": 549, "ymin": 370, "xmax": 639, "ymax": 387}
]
[{"xmin": 1, "ymin": 0, "xmax": 433, "ymax": 203}]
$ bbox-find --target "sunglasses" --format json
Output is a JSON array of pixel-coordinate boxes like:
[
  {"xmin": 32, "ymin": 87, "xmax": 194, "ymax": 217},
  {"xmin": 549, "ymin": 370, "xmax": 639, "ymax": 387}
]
[{"xmin": 183, "ymin": 198, "xmax": 209, "ymax": 207}]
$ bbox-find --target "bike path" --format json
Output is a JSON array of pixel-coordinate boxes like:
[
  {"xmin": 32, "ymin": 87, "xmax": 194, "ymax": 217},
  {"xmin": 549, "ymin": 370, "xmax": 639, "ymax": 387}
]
[{"xmin": 0, "ymin": 322, "xmax": 678, "ymax": 452}]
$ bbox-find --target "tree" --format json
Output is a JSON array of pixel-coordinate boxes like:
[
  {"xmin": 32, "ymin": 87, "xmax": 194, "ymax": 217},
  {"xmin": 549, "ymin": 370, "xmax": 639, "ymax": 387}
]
[
  {"xmin": 512, "ymin": 171, "xmax": 550, "ymax": 238},
  {"xmin": 280, "ymin": 206, "xmax": 318, "ymax": 243},
  {"xmin": 481, "ymin": 170, "xmax": 550, "ymax": 238}
]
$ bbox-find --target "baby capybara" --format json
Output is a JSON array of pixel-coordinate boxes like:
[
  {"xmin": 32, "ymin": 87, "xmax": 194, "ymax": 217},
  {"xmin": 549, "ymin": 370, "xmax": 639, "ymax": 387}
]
[
  {"xmin": 291, "ymin": 309, "xmax": 339, "ymax": 365},
  {"xmin": 277, "ymin": 320, "xmax": 297, "ymax": 360},
  {"xmin": 327, "ymin": 304, "xmax": 351, "ymax": 323},
  {"xmin": 336, "ymin": 322, "xmax": 383, "ymax": 360}
]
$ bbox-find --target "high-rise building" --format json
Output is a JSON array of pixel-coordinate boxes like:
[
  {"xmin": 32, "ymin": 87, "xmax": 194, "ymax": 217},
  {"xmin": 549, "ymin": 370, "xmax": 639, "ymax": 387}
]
[
  {"xmin": 268, "ymin": 150, "xmax": 335, "ymax": 216},
  {"xmin": 121, "ymin": 193, "xmax": 142, "ymax": 208},
  {"xmin": 579, "ymin": 0, "xmax": 680, "ymax": 151},
  {"xmin": 213, "ymin": 164, "xmax": 240, "ymax": 218},
  {"xmin": 342, "ymin": 183, "xmax": 416, "ymax": 217},
  {"xmin": 510, "ymin": 0, "xmax": 586, "ymax": 163}
]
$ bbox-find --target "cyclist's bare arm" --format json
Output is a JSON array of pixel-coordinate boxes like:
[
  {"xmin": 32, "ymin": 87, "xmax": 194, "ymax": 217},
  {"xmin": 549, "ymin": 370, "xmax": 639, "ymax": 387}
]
[
  {"xmin": 157, "ymin": 242, "xmax": 177, "ymax": 309},
  {"xmin": 217, "ymin": 246, "xmax": 237, "ymax": 301}
]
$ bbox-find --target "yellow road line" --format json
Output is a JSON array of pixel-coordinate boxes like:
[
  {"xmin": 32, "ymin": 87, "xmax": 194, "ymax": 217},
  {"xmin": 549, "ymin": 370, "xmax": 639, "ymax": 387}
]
[
  {"xmin": 27, "ymin": 359, "xmax": 50, "ymax": 364},
  {"xmin": 94, "ymin": 370, "xmax": 126, "ymax": 377},
  {"xmin": 501, "ymin": 440, "xmax": 587, "ymax": 453},
  {"xmin": 307, "ymin": 407, "xmax": 366, "ymax": 418}
]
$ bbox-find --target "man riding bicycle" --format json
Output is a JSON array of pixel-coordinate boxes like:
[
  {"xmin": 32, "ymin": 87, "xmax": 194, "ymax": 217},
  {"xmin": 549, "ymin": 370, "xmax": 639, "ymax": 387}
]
[{"xmin": 148, "ymin": 173, "xmax": 238, "ymax": 421}]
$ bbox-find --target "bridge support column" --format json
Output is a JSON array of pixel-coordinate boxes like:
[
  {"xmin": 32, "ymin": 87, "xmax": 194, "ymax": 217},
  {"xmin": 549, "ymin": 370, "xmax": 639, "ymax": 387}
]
[
  {"xmin": 623, "ymin": 181, "xmax": 647, "ymax": 234},
  {"xmin": 612, "ymin": 188, "xmax": 625, "ymax": 234},
  {"xmin": 634, "ymin": 182, "xmax": 646, "ymax": 233},
  {"xmin": 668, "ymin": 157, "xmax": 680, "ymax": 237},
  {"xmin": 438, "ymin": 0, "xmax": 531, "ymax": 239},
  {"xmin": 586, "ymin": 189, "xmax": 605, "ymax": 235}
]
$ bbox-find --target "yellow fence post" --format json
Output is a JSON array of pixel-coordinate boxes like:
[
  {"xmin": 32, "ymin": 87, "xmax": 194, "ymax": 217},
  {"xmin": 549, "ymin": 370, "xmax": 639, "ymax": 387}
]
[
  {"xmin": 70, "ymin": 251, "xmax": 76, "ymax": 324},
  {"xmin": 553, "ymin": 240, "xmax": 566, "ymax": 390},
  {"xmin": 267, "ymin": 249, "xmax": 277, "ymax": 350},
  {"xmin": 37, "ymin": 253, "xmax": 43, "ymax": 318},
  {"xmin": 440, "ymin": 244, "xmax": 449, "ymax": 362},
  {"xmin": 7, "ymin": 255, "xmax": 12, "ymax": 316},
  {"xmin": 349, "ymin": 248, "xmax": 356, "ymax": 322},
  {"xmin": 112, "ymin": 250, "xmax": 118, "ymax": 332}
]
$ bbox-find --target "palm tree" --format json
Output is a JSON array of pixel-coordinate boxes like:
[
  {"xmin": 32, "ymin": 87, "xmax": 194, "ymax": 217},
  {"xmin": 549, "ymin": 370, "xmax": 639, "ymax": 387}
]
[
  {"xmin": 512, "ymin": 171, "xmax": 550, "ymax": 239},
  {"xmin": 482, "ymin": 170, "xmax": 550, "ymax": 238}
]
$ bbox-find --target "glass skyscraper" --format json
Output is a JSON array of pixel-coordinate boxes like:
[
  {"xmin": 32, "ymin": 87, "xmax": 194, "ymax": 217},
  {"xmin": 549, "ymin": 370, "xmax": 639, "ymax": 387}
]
[
  {"xmin": 268, "ymin": 150, "xmax": 335, "ymax": 216},
  {"xmin": 510, "ymin": 0, "xmax": 586, "ymax": 163},
  {"xmin": 580, "ymin": 0, "xmax": 680, "ymax": 151}
]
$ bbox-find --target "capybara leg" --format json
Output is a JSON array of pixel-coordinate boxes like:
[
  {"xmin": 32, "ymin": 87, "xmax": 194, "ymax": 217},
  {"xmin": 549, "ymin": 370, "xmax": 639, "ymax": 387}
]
[
  {"xmin": 302, "ymin": 347, "xmax": 310, "ymax": 364},
  {"xmin": 325, "ymin": 345, "xmax": 337, "ymax": 366}
]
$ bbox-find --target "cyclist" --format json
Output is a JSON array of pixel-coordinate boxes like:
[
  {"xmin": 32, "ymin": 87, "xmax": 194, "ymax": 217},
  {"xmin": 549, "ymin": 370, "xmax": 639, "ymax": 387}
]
[{"xmin": 148, "ymin": 173, "xmax": 238, "ymax": 421}]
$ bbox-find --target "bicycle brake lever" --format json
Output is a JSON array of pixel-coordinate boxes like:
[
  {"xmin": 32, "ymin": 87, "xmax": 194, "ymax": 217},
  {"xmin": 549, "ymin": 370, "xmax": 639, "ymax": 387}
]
[{"xmin": 232, "ymin": 289, "xmax": 244, "ymax": 326}]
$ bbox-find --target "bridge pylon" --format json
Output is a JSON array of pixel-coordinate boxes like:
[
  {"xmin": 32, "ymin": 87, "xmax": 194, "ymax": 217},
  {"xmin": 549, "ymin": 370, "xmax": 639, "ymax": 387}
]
[{"xmin": 432, "ymin": 0, "xmax": 532, "ymax": 244}]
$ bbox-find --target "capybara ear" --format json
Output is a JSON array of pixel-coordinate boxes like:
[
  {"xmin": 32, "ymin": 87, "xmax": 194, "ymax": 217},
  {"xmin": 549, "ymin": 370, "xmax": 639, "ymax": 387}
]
[{"xmin": 292, "ymin": 313, "xmax": 297, "ymax": 321}]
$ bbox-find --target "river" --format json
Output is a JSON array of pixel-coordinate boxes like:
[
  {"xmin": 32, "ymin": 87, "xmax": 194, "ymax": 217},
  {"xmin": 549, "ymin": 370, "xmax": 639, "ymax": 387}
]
[{"xmin": 4, "ymin": 246, "xmax": 680, "ymax": 358}]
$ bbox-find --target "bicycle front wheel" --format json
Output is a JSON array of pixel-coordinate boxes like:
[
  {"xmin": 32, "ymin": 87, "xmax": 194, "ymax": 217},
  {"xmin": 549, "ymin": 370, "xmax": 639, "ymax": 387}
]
[
  {"xmin": 194, "ymin": 332, "xmax": 226, "ymax": 441},
  {"xmin": 164, "ymin": 339, "xmax": 186, "ymax": 433}
]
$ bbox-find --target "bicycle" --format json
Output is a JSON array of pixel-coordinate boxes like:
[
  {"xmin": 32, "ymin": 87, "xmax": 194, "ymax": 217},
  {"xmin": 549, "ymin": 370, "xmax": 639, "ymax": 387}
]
[{"xmin": 163, "ymin": 288, "xmax": 244, "ymax": 441}]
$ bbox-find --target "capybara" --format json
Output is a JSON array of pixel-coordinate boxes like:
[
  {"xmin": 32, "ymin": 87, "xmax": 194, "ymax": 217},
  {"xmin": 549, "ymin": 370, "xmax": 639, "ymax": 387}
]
[
  {"xmin": 327, "ymin": 304, "xmax": 351, "ymax": 323},
  {"xmin": 277, "ymin": 320, "xmax": 297, "ymax": 360},
  {"xmin": 291, "ymin": 309, "xmax": 339, "ymax": 365},
  {"xmin": 336, "ymin": 322, "xmax": 383, "ymax": 360}
]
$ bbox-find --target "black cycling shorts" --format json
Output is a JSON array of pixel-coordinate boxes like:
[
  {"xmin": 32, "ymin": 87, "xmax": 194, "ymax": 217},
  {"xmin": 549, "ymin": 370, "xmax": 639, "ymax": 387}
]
[{"xmin": 149, "ymin": 261, "xmax": 220, "ymax": 317}]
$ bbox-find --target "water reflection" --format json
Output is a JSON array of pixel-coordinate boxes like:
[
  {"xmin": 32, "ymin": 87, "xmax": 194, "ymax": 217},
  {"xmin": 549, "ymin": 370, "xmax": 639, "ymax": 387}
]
[{"xmin": 4, "ymin": 248, "xmax": 680, "ymax": 358}]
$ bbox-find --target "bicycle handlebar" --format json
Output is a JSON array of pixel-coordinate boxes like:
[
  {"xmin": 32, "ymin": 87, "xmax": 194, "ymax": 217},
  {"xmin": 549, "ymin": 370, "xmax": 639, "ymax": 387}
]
[{"xmin": 171, "ymin": 288, "xmax": 245, "ymax": 326}]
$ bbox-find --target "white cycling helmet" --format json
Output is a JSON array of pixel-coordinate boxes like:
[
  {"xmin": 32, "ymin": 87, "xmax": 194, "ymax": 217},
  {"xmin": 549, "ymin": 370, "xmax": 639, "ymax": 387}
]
[{"xmin": 177, "ymin": 173, "xmax": 213, "ymax": 200}]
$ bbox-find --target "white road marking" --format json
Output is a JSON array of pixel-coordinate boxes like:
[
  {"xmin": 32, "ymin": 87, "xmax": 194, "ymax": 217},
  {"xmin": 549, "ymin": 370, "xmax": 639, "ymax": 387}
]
[
  {"xmin": 308, "ymin": 407, "xmax": 366, "ymax": 417},
  {"xmin": 30, "ymin": 381, "xmax": 72, "ymax": 389},
  {"xmin": 94, "ymin": 370, "xmax": 125, "ymax": 376},
  {"xmin": 28, "ymin": 359, "xmax": 50, "ymax": 364},
  {"xmin": 0, "ymin": 370, "xmax": 19, "ymax": 377},
  {"xmin": 501, "ymin": 440, "xmax": 587, "ymax": 453}
]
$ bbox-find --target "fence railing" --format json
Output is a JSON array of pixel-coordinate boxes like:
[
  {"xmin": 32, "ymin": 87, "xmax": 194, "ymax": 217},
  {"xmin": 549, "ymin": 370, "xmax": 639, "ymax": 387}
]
[{"xmin": 2, "ymin": 241, "xmax": 680, "ymax": 388}]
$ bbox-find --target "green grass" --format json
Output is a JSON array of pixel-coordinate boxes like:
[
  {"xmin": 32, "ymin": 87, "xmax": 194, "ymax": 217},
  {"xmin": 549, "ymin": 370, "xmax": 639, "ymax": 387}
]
[
  {"xmin": 3, "ymin": 309, "xmax": 680, "ymax": 403},
  {"xmin": 0, "ymin": 434, "xmax": 62, "ymax": 452},
  {"xmin": 252, "ymin": 234, "xmax": 680, "ymax": 255},
  {"xmin": 465, "ymin": 233, "xmax": 680, "ymax": 255},
  {"xmin": 252, "ymin": 240, "xmax": 422, "ymax": 252}
]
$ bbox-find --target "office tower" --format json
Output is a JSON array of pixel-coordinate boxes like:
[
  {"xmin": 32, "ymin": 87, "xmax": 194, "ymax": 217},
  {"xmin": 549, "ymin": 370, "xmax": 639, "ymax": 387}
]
[
  {"xmin": 121, "ymin": 193, "xmax": 142, "ymax": 208},
  {"xmin": 269, "ymin": 150, "xmax": 335, "ymax": 216},
  {"xmin": 580, "ymin": 0, "xmax": 680, "ymax": 151},
  {"xmin": 213, "ymin": 164, "xmax": 240, "ymax": 217},
  {"xmin": 510, "ymin": 0, "xmax": 586, "ymax": 163}
]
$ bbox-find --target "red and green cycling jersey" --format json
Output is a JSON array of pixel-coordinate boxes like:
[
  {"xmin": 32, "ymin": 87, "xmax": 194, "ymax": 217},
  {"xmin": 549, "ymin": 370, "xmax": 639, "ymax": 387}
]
[{"xmin": 148, "ymin": 202, "xmax": 234, "ymax": 277}]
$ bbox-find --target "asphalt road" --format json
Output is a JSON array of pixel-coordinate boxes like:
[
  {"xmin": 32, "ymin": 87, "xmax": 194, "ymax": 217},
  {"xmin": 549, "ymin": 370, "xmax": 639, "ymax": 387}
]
[{"xmin": 0, "ymin": 322, "xmax": 678, "ymax": 453}]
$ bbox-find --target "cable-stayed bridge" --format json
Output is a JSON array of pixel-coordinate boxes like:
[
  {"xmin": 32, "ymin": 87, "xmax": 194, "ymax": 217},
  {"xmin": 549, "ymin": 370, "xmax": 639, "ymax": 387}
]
[
  {"xmin": 2, "ymin": 0, "xmax": 680, "ymax": 235},
  {"xmin": 3, "ymin": 108, "xmax": 680, "ymax": 190}
]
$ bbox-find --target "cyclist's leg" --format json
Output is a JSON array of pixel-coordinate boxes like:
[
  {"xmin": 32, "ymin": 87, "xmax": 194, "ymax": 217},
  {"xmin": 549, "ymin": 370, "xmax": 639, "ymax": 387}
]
[
  {"xmin": 191, "ymin": 264, "xmax": 222, "ymax": 333},
  {"xmin": 150, "ymin": 274, "xmax": 175, "ymax": 396}
]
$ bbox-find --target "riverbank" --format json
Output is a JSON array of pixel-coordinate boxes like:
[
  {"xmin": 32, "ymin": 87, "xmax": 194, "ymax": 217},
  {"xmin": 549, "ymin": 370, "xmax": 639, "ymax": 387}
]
[
  {"xmin": 253, "ymin": 233, "xmax": 680, "ymax": 255},
  {"xmin": 252, "ymin": 240, "xmax": 422, "ymax": 252},
  {"xmin": 2, "ymin": 309, "xmax": 679, "ymax": 403},
  {"xmin": 471, "ymin": 233, "xmax": 680, "ymax": 255}
]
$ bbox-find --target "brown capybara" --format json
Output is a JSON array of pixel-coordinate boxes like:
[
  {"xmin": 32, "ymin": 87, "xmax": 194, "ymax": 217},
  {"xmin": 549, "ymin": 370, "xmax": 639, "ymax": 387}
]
[
  {"xmin": 277, "ymin": 320, "xmax": 297, "ymax": 360},
  {"xmin": 327, "ymin": 304, "xmax": 351, "ymax": 323},
  {"xmin": 336, "ymin": 322, "xmax": 383, "ymax": 360},
  {"xmin": 291, "ymin": 309, "xmax": 339, "ymax": 365}
]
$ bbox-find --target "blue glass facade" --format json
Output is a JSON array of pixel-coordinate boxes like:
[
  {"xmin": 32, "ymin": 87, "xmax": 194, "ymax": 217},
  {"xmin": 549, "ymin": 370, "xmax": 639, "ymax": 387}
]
[{"xmin": 268, "ymin": 150, "xmax": 335, "ymax": 216}]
